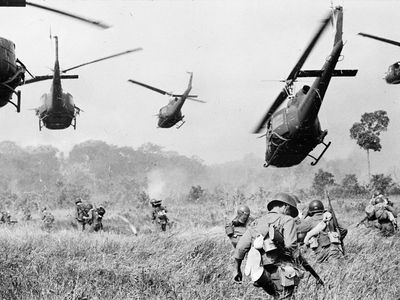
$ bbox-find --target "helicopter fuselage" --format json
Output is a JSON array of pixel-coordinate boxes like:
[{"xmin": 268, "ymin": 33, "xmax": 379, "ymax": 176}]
[
  {"xmin": 157, "ymin": 97, "xmax": 185, "ymax": 128},
  {"xmin": 385, "ymin": 62, "xmax": 400, "ymax": 84},
  {"xmin": 37, "ymin": 91, "xmax": 75, "ymax": 129},
  {"xmin": 0, "ymin": 37, "xmax": 24, "ymax": 110}
]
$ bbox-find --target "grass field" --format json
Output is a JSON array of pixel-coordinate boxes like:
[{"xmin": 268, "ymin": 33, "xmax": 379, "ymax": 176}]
[{"xmin": 0, "ymin": 196, "xmax": 399, "ymax": 300}]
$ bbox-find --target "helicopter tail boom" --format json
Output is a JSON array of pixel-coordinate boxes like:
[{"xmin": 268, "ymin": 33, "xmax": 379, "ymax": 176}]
[{"xmin": 333, "ymin": 6, "xmax": 343, "ymax": 46}]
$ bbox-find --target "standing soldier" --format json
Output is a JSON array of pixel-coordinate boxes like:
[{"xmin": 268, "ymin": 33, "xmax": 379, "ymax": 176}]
[
  {"xmin": 150, "ymin": 199, "xmax": 169, "ymax": 231},
  {"xmin": 41, "ymin": 207, "xmax": 55, "ymax": 232},
  {"xmin": 74, "ymin": 198, "xmax": 93, "ymax": 231},
  {"xmin": 233, "ymin": 193, "xmax": 302, "ymax": 299},
  {"xmin": 225, "ymin": 205, "xmax": 253, "ymax": 248},
  {"xmin": 84, "ymin": 206, "xmax": 106, "ymax": 232},
  {"xmin": 298, "ymin": 200, "xmax": 347, "ymax": 263}
]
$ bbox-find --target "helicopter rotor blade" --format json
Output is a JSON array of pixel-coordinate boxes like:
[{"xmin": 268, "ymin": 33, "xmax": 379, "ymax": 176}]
[
  {"xmin": 128, "ymin": 79, "xmax": 171, "ymax": 96},
  {"xmin": 187, "ymin": 97, "xmax": 206, "ymax": 103},
  {"xmin": 26, "ymin": 1, "xmax": 111, "ymax": 29},
  {"xmin": 252, "ymin": 11, "xmax": 332, "ymax": 134},
  {"xmin": 358, "ymin": 32, "xmax": 400, "ymax": 47},
  {"xmin": 62, "ymin": 48, "xmax": 143, "ymax": 73}
]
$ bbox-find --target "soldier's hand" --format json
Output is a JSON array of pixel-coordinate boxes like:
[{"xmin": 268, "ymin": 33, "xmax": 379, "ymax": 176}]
[
  {"xmin": 316, "ymin": 278, "xmax": 324, "ymax": 288},
  {"xmin": 234, "ymin": 271, "xmax": 243, "ymax": 283}
]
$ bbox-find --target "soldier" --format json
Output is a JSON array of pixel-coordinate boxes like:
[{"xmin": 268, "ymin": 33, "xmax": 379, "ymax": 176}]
[
  {"xmin": 41, "ymin": 207, "xmax": 55, "ymax": 232},
  {"xmin": 151, "ymin": 199, "xmax": 169, "ymax": 231},
  {"xmin": 298, "ymin": 200, "xmax": 347, "ymax": 263},
  {"xmin": 0, "ymin": 211, "xmax": 17, "ymax": 225},
  {"xmin": 225, "ymin": 205, "xmax": 253, "ymax": 248},
  {"xmin": 357, "ymin": 193, "xmax": 397, "ymax": 235},
  {"xmin": 84, "ymin": 206, "xmax": 106, "ymax": 232},
  {"xmin": 74, "ymin": 198, "xmax": 93, "ymax": 231},
  {"xmin": 234, "ymin": 193, "xmax": 302, "ymax": 299}
]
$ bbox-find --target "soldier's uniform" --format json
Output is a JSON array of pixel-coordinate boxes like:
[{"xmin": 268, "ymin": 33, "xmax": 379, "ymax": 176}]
[
  {"xmin": 358, "ymin": 194, "xmax": 398, "ymax": 235},
  {"xmin": 225, "ymin": 205, "xmax": 254, "ymax": 248},
  {"xmin": 298, "ymin": 200, "xmax": 347, "ymax": 263},
  {"xmin": 151, "ymin": 199, "xmax": 169, "ymax": 231},
  {"xmin": 234, "ymin": 193, "xmax": 301, "ymax": 300},
  {"xmin": 74, "ymin": 199, "xmax": 93, "ymax": 231},
  {"xmin": 85, "ymin": 206, "xmax": 106, "ymax": 232}
]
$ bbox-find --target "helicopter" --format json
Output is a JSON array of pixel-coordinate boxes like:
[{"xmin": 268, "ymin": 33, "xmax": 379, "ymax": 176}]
[
  {"xmin": 24, "ymin": 36, "xmax": 142, "ymax": 130},
  {"xmin": 128, "ymin": 73, "xmax": 204, "ymax": 128},
  {"xmin": 253, "ymin": 6, "xmax": 357, "ymax": 168},
  {"xmin": 358, "ymin": 33, "xmax": 400, "ymax": 84},
  {"xmin": 0, "ymin": 1, "xmax": 110, "ymax": 113}
]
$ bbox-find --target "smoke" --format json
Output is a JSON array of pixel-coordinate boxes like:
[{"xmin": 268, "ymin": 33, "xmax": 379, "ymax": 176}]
[{"xmin": 146, "ymin": 169, "xmax": 166, "ymax": 199}]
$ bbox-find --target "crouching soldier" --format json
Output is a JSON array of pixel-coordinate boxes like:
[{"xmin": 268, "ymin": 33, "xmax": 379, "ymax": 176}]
[
  {"xmin": 298, "ymin": 200, "xmax": 347, "ymax": 263},
  {"xmin": 234, "ymin": 193, "xmax": 302, "ymax": 299},
  {"xmin": 357, "ymin": 194, "xmax": 397, "ymax": 235},
  {"xmin": 151, "ymin": 199, "xmax": 169, "ymax": 231},
  {"xmin": 225, "ymin": 205, "xmax": 254, "ymax": 248}
]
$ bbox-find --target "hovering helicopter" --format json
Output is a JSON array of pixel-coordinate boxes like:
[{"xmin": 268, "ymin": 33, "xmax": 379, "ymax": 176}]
[
  {"xmin": 128, "ymin": 73, "xmax": 204, "ymax": 128},
  {"xmin": 0, "ymin": 0, "xmax": 110, "ymax": 113},
  {"xmin": 358, "ymin": 33, "xmax": 400, "ymax": 84},
  {"xmin": 253, "ymin": 6, "xmax": 357, "ymax": 168},
  {"xmin": 24, "ymin": 36, "xmax": 142, "ymax": 130}
]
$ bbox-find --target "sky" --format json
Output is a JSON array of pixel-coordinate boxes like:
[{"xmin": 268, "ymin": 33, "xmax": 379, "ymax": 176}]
[{"xmin": 0, "ymin": 0, "xmax": 399, "ymax": 172}]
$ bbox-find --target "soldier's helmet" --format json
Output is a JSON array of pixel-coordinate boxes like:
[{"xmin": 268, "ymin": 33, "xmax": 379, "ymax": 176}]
[
  {"xmin": 236, "ymin": 205, "xmax": 250, "ymax": 223},
  {"xmin": 308, "ymin": 200, "xmax": 324, "ymax": 215},
  {"xmin": 267, "ymin": 193, "xmax": 299, "ymax": 218},
  {"xmin": 97, "ymin": 206, "xmax": 106, "ymax": 216},
  {"xmin": 150, "ymin": 199, "xmax": 162, "ymax": 206},
  {"xmin": 75, "ymin": 198, "xmax": 83, "ymax": 205}
]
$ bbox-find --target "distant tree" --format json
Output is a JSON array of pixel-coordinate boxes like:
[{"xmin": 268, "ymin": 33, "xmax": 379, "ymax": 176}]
[
  {"xmin": 350, "ymin": 110, "xmax": 389, "ymax": 180},
  {"xmin": 312, "ymin": 169, "xmax": 335, "ymax": 195},
  {"xmin": 341, "ymin": 174, "xmax": 365, "ymax": 196},
  {"xmin": 369, "ymin": 174, "xmax": 394, "ymax": 195}
]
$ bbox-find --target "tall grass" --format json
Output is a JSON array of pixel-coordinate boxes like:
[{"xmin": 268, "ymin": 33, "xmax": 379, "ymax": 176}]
[{"xmin": 0, "ymin": 196, "xmax": 399, "ymax": 299}]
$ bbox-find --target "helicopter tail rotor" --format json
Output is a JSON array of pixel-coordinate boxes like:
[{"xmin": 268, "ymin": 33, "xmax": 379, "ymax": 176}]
[{"xmin": 252, "ymin": 9, "xmax": 333, "ymax": 134}]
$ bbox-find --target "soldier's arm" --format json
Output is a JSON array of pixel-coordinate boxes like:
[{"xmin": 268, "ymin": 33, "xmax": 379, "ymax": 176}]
[
  {"xmin": 283, "ymin": 218, "xmax": 298, "ymax": 253},
  {"xmin": 336, "ymin": 220, "xmax": 348, "ymax": 240},
  {"xmin": 233, "ymin": 228, "xmax": 253, "ymax": 261},
  {"xmin": 83, "ymin": 209, "xmax": 93, "ymax": 220},
  {"xmin": 233, "ymin": 228, "xmax": 254, "ymax": 283}
]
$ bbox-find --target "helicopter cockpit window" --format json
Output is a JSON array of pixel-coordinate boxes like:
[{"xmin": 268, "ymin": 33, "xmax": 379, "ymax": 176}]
[{"xmin": 271, "ymin": 113, "xmax": 284, "ymax": 129}]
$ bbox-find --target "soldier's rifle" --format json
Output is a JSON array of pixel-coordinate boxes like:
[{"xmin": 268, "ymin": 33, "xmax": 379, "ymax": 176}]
[
  {"xmin": 325, "ymin": 191, "xmax": 345, "ymax": 255},
  {"xmin": 271, "ymin": 226, "xmax": 324, "ymax": 286}
]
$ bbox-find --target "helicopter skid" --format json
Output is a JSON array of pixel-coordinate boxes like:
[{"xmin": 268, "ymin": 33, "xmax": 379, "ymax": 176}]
[
  {"xmin": 309, "ymin": 141, "xmax": 331, "ymax": 166},
  {"xmin": 176, "ymin": 120, "xmax": 185, "ymax": 129}
]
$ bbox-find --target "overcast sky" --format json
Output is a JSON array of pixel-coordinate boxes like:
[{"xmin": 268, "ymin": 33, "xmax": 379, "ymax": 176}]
[{"xmin": 0, "ymin": 0, "xmax": 398, "ymax": 172}]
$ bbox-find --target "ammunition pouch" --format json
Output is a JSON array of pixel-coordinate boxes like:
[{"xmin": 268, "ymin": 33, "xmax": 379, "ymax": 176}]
[
  {"xmin": 309, "ymin": 236, "xmax": 319, "ymax": 249},
  {"xmin": 225, "ymin": 223, "xmax": 234, "ymax": 237},
  {"xmin": 328, "ymin": 231, "xmax": 340, "ymax": 244},
  {"xmin": 279, "ymin": 265, "xmax": 300, "ymax": 287}
]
